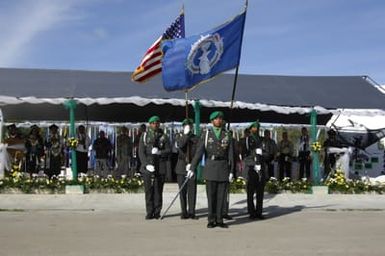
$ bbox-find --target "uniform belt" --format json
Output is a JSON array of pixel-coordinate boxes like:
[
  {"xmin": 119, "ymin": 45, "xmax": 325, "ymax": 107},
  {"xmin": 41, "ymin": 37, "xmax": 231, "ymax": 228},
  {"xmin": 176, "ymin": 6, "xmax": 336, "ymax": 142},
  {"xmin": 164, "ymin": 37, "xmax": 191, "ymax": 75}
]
[{"xmin": 207, "ymin": 156, "xmax": 227, "ymax": 161}]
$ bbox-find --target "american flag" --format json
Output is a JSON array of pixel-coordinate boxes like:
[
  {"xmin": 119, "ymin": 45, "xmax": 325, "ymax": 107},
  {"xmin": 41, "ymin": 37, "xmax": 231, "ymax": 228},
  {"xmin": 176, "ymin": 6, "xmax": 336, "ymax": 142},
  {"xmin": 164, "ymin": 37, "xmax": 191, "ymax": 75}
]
[{"xmin": 131, "ymin": 12, "xmax": 185, "ymax": 83}]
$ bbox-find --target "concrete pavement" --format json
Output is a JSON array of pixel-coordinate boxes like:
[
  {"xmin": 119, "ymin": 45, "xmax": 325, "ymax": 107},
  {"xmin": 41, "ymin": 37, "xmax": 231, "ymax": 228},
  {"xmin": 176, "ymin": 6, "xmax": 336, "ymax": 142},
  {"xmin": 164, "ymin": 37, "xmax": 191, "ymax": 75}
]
[
  {"xmin": 1, "ymin": 184, "xmax": 385, "ymax": 256},
  {"xmin": 1, "ymin": 184, "xmax": 385, "ymax": 213}
]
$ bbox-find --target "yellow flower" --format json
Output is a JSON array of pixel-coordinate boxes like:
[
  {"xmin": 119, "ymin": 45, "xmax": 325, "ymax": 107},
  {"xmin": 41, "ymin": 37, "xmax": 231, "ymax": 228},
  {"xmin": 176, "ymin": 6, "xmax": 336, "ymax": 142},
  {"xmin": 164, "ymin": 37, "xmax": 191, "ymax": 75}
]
[
  {"xmin": 67, "ymin": 137, "xmax": 78, "ymax": 149},
  {"xmin": 311, "ymin": 141, "xmax": 322, "ymax": 152}
]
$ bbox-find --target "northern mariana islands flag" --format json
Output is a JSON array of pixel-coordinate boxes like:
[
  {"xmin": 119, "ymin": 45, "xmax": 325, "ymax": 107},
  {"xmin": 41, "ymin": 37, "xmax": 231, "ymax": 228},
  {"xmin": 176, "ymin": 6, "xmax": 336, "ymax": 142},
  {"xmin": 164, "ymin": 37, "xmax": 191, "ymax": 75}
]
[{"xmin": 161, "ymin": 11, "xmax": 246, "ymax": 92}]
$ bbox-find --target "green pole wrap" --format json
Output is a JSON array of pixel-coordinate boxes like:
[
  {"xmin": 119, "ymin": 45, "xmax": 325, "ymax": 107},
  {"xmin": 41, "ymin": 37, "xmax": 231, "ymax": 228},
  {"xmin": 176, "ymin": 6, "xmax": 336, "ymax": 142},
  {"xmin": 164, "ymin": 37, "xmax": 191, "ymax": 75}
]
[
  {"xmin": 193, "ymin": 100, "xmax": 202, "ymax": 182},
  {"xmin": 64, "ymin": 99, "xmax": 78, "ymax": 181},
  {"xmin": 310, "ymin": 109, "xmax": 320, "ymax": 185}
]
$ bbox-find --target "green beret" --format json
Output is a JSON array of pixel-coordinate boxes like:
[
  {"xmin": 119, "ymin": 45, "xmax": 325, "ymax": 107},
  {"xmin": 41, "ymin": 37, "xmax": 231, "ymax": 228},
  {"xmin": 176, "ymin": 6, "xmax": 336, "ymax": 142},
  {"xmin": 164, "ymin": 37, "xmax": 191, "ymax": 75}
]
[
  {"xmin": 249, "ymin": 121, "xmax": 260, "ymax": 129},
  {"xmin": 148, "ymin": 115, "xmax": 160, "ymax": 123},
  {"xmin": 209, "ymin": 111, "xmax": 224, "ymax": 121},
  {"xmin": 182, "ymin": 118, "xmax": 193, "ymax": 125}
]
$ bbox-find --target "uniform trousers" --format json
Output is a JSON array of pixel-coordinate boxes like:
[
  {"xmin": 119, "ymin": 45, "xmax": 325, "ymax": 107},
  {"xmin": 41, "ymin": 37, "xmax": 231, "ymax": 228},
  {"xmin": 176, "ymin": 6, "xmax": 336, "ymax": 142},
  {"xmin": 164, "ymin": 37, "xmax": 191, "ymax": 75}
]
[
  {"xmin": 206, "ymin": 180, "xmax": 227, "ymax": 224},
  {"xmin": 222, "ymin": 181, "xmax": 230, "ymax": 216},
  {"xmin": 143, "ymin": 172, "xmax": 165, "ymax": 218},
  {"xmin": 246, "ymin": 166, "xmax": 265, "ymax": 217},
  {"xmin": 177, "ymin": 174, "xmax": 197, "ymax": 216}
]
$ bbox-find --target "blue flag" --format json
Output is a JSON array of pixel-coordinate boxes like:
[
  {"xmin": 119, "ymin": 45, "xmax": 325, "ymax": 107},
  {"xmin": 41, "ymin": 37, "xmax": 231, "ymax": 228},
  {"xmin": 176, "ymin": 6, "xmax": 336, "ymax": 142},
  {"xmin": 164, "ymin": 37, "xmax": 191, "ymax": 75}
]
[{"xmin": 161, "ymin": 11, "xmax": 246, "ymax": 92}]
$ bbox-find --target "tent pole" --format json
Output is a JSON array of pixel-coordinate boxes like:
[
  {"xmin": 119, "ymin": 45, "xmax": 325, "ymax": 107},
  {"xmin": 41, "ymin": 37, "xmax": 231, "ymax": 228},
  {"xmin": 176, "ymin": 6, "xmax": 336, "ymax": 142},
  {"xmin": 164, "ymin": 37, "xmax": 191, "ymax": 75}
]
[
  {"xmin": 64, "ymin": 99, "xmax": 78, "ymax": 181},
  {"xmin": 193, "ymin": 100, "xmax": 202, "ymax": 181},
  {"xmin": 310, "ymin": 108, "xmax": 320, "ymax": 185}
]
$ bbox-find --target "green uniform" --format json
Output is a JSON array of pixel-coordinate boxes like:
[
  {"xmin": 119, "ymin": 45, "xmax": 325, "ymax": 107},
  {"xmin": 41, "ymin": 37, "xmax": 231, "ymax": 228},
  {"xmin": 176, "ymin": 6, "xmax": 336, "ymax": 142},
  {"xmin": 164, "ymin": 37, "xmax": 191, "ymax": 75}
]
[
  {"xmin": 241, "ymin": 133, "xmax": 265, "ymax": 219},
  {"xmin": 190, "ymin": 127, "xmax": 234, "ymax": 225},
  {"xmin": 138, "ymin": 128, "xmax": 170, "ymax": 219},
  {"xmin": 175, "ymin": 132, "xmax": 199, "ymax": 218}
]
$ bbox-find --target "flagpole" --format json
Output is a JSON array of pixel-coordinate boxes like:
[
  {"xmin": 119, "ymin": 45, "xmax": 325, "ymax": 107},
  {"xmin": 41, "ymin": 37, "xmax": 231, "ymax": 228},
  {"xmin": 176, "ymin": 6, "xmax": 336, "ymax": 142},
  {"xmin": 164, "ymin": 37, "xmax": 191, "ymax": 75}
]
[{"xmin": 227, "ymin": 0, "xmax": 248, "ymax": 130}]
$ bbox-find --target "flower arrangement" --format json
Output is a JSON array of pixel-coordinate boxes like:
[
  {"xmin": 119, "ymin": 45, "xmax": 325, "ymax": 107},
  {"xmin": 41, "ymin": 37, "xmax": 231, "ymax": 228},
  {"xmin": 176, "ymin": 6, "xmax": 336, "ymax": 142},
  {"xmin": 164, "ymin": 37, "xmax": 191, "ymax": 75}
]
[
  {"xmin": 229, "ymin": 177, "xmax": 247, "ymax": 193},
  {"xmin": 265, "ymin": 177, "xmax": 312, "ymax": 194},
  {"xmin": 67, "ymin": 137, "xmax": 78, "ymax": 149},
  {"xmin": 2, "ymin": 168, "xmax": 384, "ymax": 194},
  {"xmin": 311, "ymin": 141, "xmax": 322, "ymax": 152},
  {"xmin": 0, "ymin": 174, "xmax": 144, "ymax": 194},
  {"xmin": 325, "ymin": 170, "xmax": 385, "ymax": 194},
  {"xmin": 229, "ymin": 177, "xmax": 312, "ymax": 194}
]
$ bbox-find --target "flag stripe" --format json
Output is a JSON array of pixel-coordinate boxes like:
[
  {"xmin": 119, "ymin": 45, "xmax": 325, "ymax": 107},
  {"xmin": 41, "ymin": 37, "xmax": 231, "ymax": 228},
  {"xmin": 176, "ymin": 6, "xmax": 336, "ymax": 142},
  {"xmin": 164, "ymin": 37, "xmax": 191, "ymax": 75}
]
[
  {"xmin": 132, "ymin": 57, "xmax": 162, "ymax": 81},
  {"xmin": 132, "ymin": 59, "xmax": 162, "ymax": 81},
  {"xmin": 132, "ymin": 13, "xmax": 185, "ymax": 83},
  {"xmin": 135, "ymin": 61, "xmax": 161, "ymax": 79},
  {"xmin": 141, "ymin": 49, "xmax": 162, "ymax": 67},
  {"xmin": 139, "ymin": 38, "xmax": 161, "ymax": 65},
  {"xmin": 134, "ymin": 67, "xmax": 162, "ymax": 82}
]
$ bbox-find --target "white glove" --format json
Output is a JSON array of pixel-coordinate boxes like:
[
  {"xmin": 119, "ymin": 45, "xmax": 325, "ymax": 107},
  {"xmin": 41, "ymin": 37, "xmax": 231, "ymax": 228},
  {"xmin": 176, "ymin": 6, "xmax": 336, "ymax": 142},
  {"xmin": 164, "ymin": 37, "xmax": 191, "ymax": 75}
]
[
  {"xmin": 255, "ymin": 148, "xmax": 262, "ymax": 155},
  {"xmin": 254, "ymin": 164, "xmax": 261, "ymax": 172},
  {"xmin": 186, "ymin": 170, "xmax": 194, "ymax": 179},
  {"xmin": 151, "ymin": 147, "xmax": 161, "ymax": 155},
  {"xmin": 146, "ymin": 164, "xmax": 155, "ymax": 172},
  {"xmin": 229, "ymin": 173, "xmax": 234, "ymax": 183},
  {"xmin": 185, "ymin": 164, "xmax": 191, "ymax": 172},
  {"xmin": 183, "ymin": 125, "xmax": 191, "ymax": 135}
]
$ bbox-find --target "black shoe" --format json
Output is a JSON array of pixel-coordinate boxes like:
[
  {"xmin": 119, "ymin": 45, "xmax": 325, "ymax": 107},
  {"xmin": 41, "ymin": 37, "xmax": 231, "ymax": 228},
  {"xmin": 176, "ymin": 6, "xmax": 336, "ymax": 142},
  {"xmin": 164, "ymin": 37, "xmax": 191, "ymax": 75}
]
[
  {"xmin": 145, "ymin": 214, "xmax": 153, "ymax": 220},
  {"xmin": 217, "ymin": 223, "xmax": 229, "ymax": 228},
  {"xmin": 222, "ymin": 214, "xmax": 233, "ymax": 220},
  {"xmin": 256, "ymin": 215, "xmax": 265, "ymax": 220},
  {"xmin": 189, "ymin": 214, "xmax": 199, "ymax": 220},
  {"xmin": 249, "ymin": 214, "xmax": 257, "ymax": 220},
  {"xmin": 153, "ymin": 213, "xmax": 160, "ymax": 219},
  {"xmin": 181, "ymin": 214, "xmax": 189, "ymax": 219},
  {"xmin": 207, "ymin": 222, "xmax": 216, "ymax": 228}
]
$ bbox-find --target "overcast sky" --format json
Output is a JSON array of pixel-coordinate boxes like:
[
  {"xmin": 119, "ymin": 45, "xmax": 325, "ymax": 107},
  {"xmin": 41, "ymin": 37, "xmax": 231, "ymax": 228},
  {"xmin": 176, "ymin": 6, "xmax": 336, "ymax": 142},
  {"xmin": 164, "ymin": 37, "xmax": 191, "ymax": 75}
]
[{"xmin": 0, "ymin": 0, "xmax": 384, "ymax": 84}]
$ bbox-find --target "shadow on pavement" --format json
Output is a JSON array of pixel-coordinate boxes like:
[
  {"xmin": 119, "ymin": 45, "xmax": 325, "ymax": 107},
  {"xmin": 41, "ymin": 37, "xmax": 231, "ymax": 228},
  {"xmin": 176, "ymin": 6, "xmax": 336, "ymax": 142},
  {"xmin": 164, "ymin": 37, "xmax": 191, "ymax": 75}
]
[{"xmin": 226, "ymin": 205, "xmax": 306, "ymax": 226}]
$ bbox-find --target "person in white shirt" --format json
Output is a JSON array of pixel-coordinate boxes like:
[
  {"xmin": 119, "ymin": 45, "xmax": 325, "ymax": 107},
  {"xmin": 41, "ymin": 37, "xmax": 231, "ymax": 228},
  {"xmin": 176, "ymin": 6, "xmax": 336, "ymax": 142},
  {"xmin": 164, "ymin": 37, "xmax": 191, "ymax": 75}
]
[{"xmin": 76, "ymin": 125, "xmax": 91, "ymax": 174}]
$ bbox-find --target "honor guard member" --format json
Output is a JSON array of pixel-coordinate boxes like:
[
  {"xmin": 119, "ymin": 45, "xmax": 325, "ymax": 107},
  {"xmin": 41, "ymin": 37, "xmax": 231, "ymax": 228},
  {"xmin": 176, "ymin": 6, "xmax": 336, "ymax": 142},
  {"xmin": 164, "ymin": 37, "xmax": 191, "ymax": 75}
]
[
  {"xmin": 175, "ymin": 118, "xmax": 199, "ymax": 219},
  {"xmin": 222, "ymin": 124, "xmax": 236, "ymax": 221},
  {"xmin": 242, "ymin": 121, "xmax": 266, "ymax": 220},
  {"xmin": 189, "ymin": 111, "xmax": 234, "ymax": 228},
  {"xmin": 139, "ymin": 116, "xmax": 171, "ymax": 220}
]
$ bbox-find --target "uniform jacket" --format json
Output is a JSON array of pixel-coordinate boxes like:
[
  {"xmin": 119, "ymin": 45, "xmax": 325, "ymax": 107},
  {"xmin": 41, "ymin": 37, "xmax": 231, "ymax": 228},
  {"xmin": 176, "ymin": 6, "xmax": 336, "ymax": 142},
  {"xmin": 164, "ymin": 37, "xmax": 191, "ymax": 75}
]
[
  {"xmin": 138, "ymin": 128, "xmax": 171, "ymax": 175},
  {"xmin": 241, "ymin": 134, "xmax": 263, "ymax": 167},
  {"xmin": 190, "ymin": 128, "xmax": 234, "ymax": 182},
  {"xmin": 174, "ymin": 132, "xmax": 198, "ymax": 175}
]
